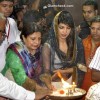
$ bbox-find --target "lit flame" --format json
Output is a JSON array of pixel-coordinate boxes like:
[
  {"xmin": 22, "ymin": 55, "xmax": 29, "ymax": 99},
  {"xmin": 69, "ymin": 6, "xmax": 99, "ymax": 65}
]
[
  {"xmin": 61, "ymin": 78, "xmax": 72, "ymax": 89},
  {"xmin": 57, "ymin": 71, "xmax": 62, "ymax": 79},
  {"xmin": 57, "ymin": 71, "xmax": 72, "ymax": 89},
  {"xmin": 73, "ymin": 82, "xmax": 75, "ymax": 85}
]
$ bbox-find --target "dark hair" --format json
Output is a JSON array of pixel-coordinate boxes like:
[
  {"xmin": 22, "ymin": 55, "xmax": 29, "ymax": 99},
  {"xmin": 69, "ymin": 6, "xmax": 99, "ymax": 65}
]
[
  {"xmin": 58, "ymin": 11, "xmax": 76, "ymax": 61},
  {"xmin": 90, "ymin": 15, "xmax": 100, "ymax": 25},
  {"xmin": 27, "ymin": 0, "xmax": 37, "ymax": 8},
  {"xmin": 14, "ymin": 5, "xmax": 24, "ymax": 13},
  {"xmin": 20, "ymin": 22, "xmax": 42, "ymax": 40},
  {"xmin": 23, "ymin": 10, "xmax": 43, "ymax": 25},
  {"xmin": 0, "ymin": 0, "xmax": 14, "ymax": 3},
  {"xmin": 39, "ymin": 0, "xmax": 54, "ymax": 15},
  {"xmin": 83, "ymin": 0, "xmax": 98, "ymax": 10},
  {"xmin": 50, "ymin": 11, "xmax": 76, "ymax": 63},
  {"xmin": 58, "ymin": 11, "xmax": 74, "ymax": 28}
]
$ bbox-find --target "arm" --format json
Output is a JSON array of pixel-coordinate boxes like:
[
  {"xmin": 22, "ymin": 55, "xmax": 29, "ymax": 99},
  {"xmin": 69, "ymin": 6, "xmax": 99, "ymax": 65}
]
[
  {"xmin": 53, "ymin": 68, "xmax": 73, "ymax": 74},
  {"xmin": 89, "ymin": 47, "xmax": 100, "ymax": 82},
  {"xmin": 2, "ymin": 50, "xmax": 36, "ymax": 91},
  {"xmin": 86, "ymin": 82, "xmax": 100, "ymax": 100},
  {"xmin": 77, "ymin": 36, "xmax": 86, "ymax": 65},
  {"xmin": 91, "ymin": 69, "xmax": 100, "ymax": 82},
  {"xmin": 41, "ymin": 43, "xmax": 53, "ymax": 89},
  {"xmin": 0, "ymin": 73, "xmax": 35, "ymax": 100},
  {"xmin": 42, "ymin": 43, "xmax": 51, "ymax": 73},
  {"xmin": 76, "ymin": 37, "xmax": 86, "ymax": 87}
]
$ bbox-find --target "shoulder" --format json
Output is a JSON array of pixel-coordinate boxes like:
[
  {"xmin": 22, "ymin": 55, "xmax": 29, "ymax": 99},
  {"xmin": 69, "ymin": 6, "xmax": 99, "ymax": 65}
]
[
  {"xmin": 8, "ymin": 41, "xmax": 23, "ymax": 52},
  {"xmin": 5, "ymin": 48, "xmax": 19, "ymax": 64},
  {"xmin": 76, "ymin": 36, "xmax": 82, "ymax": 42},
  {"xmin": 43, "ymin": 40, "xmax": 51, "ymax": 48},
  {"xmin": 82, "ymin": 35, "xmax": 91, "ymax": 42},
  {"xmin": 82, "ymin": 35, "xmax": 91, "ymax": 46},
  {"xmin": 7, "ymin": 17, "xmax": 16, "ymax": 23},
  {"xmin": 96, "ymin": 47, "xmax": 100, "ymax": 53},
  {"xmin": 7, "ymin": 17, "xmax": 17, "ymax": 27},
  {"xmin": 80, "ymin": 21, "xmax": 89, "ymax": 28},
  {"xmin": 94, "ymin": 46, "xmax": 100, "ymax": 58},
  {"xmin": 76, "ymin": 36, "xmax": 83, "ymax": 46}
]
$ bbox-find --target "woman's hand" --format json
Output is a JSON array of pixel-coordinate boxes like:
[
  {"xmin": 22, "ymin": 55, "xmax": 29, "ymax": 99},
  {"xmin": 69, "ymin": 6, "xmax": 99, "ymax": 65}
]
[
  {"xmin": 53, "ymin": 69, "xmax": 67, "ymax": 74},
  {"xmin": 52, "ymin": 68, "xmax": 73, "ymax": 81},
  {"xmin": 36, "ymin": 84, "xmax": 45, "ymax": 90},
  {"xmin": 53, "ymin": 68, "xmax": 73, "ymax": 75},
  {"xmin": 52, "ymin": 69, "xmax": 67, "ymax": 81},
  {"xmin": 52, "ymin": 72, "xmax": 59, "ymax": 81},
  {"xmin": 39, "ymin": 73, "xmax": 53, "ymax": 90}
]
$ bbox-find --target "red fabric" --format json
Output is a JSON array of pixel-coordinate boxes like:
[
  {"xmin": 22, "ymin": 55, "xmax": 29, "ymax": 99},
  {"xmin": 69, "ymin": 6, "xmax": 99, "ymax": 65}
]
[{"xmin": 82, "ymin": 35, "xmax": 100, "ymax": 92}]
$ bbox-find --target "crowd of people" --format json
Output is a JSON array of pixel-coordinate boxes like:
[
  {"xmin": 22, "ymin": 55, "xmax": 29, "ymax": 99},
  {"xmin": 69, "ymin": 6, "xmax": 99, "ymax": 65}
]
[{"xmin": 0, "ymin": 0, "xmax": 100, "ymax": 100}]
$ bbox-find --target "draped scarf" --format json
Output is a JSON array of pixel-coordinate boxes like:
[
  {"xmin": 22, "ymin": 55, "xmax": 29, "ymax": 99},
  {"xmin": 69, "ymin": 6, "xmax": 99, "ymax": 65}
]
[
  {"xmin": 8, "ymin": 42, "xmax": 42, "ymax": 82},
  {"xmin": 48, "ymin": 11, "xmax": 77, "ymax": 68}
]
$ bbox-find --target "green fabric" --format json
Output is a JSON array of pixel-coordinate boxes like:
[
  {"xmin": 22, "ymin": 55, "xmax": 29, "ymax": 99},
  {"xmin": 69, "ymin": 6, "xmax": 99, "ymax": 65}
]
[{"xmin": 2, "ymin": 49, "xmax": 27, "ymax": 86}]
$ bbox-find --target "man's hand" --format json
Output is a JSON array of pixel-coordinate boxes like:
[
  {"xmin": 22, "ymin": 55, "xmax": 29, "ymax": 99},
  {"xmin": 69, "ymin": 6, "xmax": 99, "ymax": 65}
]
[{"xmin": 0, "ymin": 96, "xmax": 7, "ymax": 100}]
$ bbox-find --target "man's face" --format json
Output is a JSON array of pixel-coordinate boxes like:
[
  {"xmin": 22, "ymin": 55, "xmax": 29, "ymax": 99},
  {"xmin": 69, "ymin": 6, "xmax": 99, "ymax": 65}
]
[
  {"xmin": 91, "ymin": 22, "xmax": 100, "ymax": 42},
  {"xmin": 82, "ymin": 5, "xmax": 97, "ymax": 22},
  {"xmin": 0, "ymin": 1, "xmax": 13, "ymax": 17},
  {"xmin": 0, "ymin": 19, "xmax": 6, "ymax": 41}
]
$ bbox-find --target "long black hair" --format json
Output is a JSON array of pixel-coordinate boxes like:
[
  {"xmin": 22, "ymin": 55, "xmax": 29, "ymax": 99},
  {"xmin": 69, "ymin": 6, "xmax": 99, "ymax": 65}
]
[{"xmin": 49, "ymin": 10, "xmax": 76, "ymax": 66}]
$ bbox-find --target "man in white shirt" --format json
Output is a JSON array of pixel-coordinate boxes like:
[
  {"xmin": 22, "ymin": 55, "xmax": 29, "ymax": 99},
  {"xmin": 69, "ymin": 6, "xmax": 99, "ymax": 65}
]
[
  {"xmin": 86, "ymin": 46, "xmax": 100, "ymax": 100},
  {"xmin": 0, "ymin": 0, "xmax": 21, "ymax": 71},
  {"xmin": 0, "ymin": 0, "xmax": 20, "ymax": 44},
  {"xmin": 89, "ymin": 47, "xmax": 100, "ymax": 71},
  {"xmin": 0, "ymin": 12, "xmax": 50, "ymax": 100},
  {"xmin": 0, "ymin": 11, "xmax": 34, "ymax": 100},
  {"xmin": 0, "ymin": 73, "xmax": 35, "ymax": 100}
]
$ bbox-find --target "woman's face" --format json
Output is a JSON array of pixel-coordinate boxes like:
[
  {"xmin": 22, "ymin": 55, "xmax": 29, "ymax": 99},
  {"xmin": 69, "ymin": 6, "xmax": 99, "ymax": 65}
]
[
  {"xmin": 58, "ymin": 23, "xmax": 71, "ymax": 39},
  {"xmin": 0, "ymin": 1, "xmax": 13, "ymax": 17},
  {"xmin": 57, "ymin": 23, "xmax": 71, "ymax": 40},
  {"xmin": 23, "ymin": 32, "xmax": 41, "ymax": 53}
]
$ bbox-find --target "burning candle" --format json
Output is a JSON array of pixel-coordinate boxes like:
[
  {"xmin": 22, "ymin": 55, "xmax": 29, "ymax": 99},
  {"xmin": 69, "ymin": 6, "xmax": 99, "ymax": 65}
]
[
  {"xmin": 72, "ymin": 82, "xmax": 77, "ymax": 92},
  {"xmin": 57, "ymin": 71, "xmax": 77, "ymax": 95},
  {"xmin": 57, "ymin": 71, "xmax": 63, "ymax": 79}
]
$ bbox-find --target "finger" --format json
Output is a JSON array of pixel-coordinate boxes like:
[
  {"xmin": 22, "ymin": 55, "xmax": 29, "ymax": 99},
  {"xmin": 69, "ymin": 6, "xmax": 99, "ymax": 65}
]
[
  {"xmin": 53, "ymin": 69, "xmax": 61, "ymax": 73},
  {"xmin": 53, "ymin": 70, "xmax": 58, "ymax": 73},
  {"xmin": 52, "ymin": 73, "xmax": 57, "ymax": 80}
]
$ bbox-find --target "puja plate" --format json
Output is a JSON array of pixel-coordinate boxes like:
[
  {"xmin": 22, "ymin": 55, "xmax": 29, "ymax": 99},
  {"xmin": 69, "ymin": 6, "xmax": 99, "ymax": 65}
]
[
  {"xmin": 48, "ymin": 82, "xmax": 86, "ymax": 100},
  {"xmin": 49, "ymin": 88, "xmax": 86, "ymax": 100}
]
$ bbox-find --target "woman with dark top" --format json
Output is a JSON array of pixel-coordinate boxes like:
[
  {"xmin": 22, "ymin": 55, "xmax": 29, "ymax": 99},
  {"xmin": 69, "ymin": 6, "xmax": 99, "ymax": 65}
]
[{"xmin": 42, "ymin": 11, "xmax": 86, "ymax": 87}]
